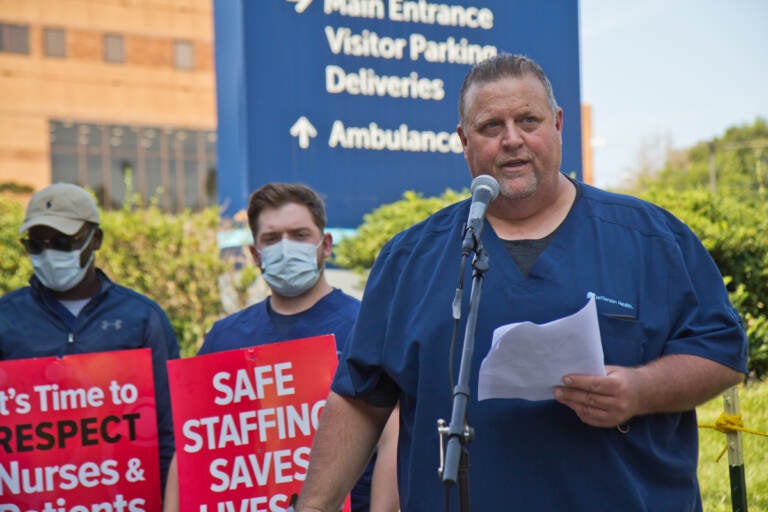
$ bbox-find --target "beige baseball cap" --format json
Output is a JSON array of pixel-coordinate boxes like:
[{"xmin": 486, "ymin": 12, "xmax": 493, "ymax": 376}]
[{"xmin": 19, "ymin": 183, "xmax": 101, "ymax": 235}]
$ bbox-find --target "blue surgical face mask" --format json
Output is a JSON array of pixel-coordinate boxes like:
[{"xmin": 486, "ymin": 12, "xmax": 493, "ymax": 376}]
[
  {"xmin": 30, "ymin": 229, "xmax": 95, "ymax": 292},
  {"xmin": 258, "ymin": 238, "xmax": 323, "ymax": 298}
]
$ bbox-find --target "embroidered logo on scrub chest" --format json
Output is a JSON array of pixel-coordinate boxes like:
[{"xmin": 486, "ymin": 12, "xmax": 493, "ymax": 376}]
[
  {"xmin": 586, "ymin": 291, "xmax": 636, "ymax": 318},
  {"xmin": 101, "ymin": 319, "xmax": 123, "ymax": 330}
]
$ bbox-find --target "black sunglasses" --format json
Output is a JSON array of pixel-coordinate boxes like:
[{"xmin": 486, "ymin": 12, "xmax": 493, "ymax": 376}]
[{"xmin": 20, "ymin": 227, "xmax": 93, "ymax": 255}]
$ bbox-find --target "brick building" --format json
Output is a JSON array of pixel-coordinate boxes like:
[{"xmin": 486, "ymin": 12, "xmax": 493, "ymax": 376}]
[{"xmin": 0, "ymin": 0, "xmax": 217, "ymax": 211}]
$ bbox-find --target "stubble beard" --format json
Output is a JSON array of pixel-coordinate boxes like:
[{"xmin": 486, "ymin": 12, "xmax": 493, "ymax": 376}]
[{"xmin": 497, "ymin": 173, "xmax": 538, "ymax": 201}]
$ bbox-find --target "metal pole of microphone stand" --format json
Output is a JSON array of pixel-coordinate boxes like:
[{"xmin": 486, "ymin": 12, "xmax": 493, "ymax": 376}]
[{"xmin": 441, "ymin": 240, "xmax": 489, "ymax": 512}]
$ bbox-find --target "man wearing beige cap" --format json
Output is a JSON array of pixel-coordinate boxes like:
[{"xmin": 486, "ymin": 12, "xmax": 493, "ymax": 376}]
[{"xmin": 0, "ymin": 182, "xmax": 180, "ymax": 494}]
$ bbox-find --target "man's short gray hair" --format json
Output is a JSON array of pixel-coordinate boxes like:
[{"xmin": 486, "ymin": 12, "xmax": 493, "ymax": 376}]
[{"xmin": 458, "ymin": 53, "xmax": 559, "ymax": 127}]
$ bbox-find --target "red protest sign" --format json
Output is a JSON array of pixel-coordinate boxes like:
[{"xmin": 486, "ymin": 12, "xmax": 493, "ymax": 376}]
[
  {"xmin": 167, "ymin": 335, "xmax": 349, "ymax": 512},
  {"xmin": 0, "ymin": 348, "xmax": 161, "ymax": 511}
]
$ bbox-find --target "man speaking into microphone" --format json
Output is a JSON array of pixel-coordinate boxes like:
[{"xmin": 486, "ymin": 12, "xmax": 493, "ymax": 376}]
[{"xmin": 296, "ymin": 54, "xmax": 747, "ymax": 511}]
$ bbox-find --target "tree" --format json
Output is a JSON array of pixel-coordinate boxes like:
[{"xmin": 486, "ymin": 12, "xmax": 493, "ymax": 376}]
[
  {"xmin": 332, "ymin": 188, "xmax": 468, "ymax": 271},
  {"xmin": 630, "ymin": 118, "xmax": 768, "ymax": 197}
]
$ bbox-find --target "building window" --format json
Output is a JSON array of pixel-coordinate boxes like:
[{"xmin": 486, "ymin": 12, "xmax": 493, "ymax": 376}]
[
  {"xmin": 50, "ymin": 120, "xmax": 217, "ymax": 213},
  {"xmin": 0, "ymin": 23, "xmax": 30, "ymax": 54},
  {"xmin": 103, "ymin": 34, "xmax": 124, "ymax": 63},
  {"xmin": 173, "ymin": 40, "xmax": 194, "ymax": 70},
  {"xmin": 43, "ymin": 28, "xmax": 67, "ymax": 58}
]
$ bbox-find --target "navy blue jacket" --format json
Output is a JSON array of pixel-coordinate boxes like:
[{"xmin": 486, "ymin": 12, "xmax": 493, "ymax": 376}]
[{"xmin": 0, "ymin": 269, "xmax": 179, "ymax": 488}]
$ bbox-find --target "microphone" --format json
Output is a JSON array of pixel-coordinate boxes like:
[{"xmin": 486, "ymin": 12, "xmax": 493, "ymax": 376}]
[{"xmin": 461, "ymin": 174, "xmax": 499, "ymax": 254}]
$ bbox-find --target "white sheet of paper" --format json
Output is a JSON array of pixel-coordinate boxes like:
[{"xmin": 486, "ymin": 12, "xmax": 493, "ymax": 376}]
[{"xmin": 478, "ymin": 296, "xmax": 606, "ymax": 401}]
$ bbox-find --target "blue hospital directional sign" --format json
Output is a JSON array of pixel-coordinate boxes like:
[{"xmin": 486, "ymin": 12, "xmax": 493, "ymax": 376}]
[{"xmin": 214, "ymin": 0, "xmax": 582, "ymax": 228}]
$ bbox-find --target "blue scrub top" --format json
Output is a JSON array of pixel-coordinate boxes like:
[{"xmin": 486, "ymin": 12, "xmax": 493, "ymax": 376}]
[
  {"xmin": 199, "ymin": 288, "xmax": 375, "ymax": 512},
  {"xmin": 333, "ymin": 180, "xmax": 748, "ymax": 512},
  {"xmin": 199, "ymin": 288, "xmax": 359, "ymax": 356}
]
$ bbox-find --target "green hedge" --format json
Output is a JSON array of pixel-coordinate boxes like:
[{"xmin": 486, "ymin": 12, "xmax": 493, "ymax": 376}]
[
  {"xmin": 0, "ymin": 196, "xmax": 32, "ymax": 294},
  {"xmin": 0, "ymin": 194, "xmax": 247, "ymax": 357},
  {"xmin": 332, "ymin": 188, "xmax": 468, "ymax": 271}
]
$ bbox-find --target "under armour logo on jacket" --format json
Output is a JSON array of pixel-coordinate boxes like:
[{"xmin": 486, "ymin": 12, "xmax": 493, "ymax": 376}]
[{"xmin": 101, "ymin": 319, "xmax": 123, "ymax": 330}]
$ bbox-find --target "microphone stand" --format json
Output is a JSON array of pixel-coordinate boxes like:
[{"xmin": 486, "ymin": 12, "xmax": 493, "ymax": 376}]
[{"xmin": 438, "ymin": 222, "xmax": 490, "ymax": 512}]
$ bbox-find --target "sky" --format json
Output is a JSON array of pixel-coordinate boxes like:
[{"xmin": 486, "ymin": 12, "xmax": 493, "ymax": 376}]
[{"xmin": 579, "ymin": 0, "xmax": 768, "ymax": 189}]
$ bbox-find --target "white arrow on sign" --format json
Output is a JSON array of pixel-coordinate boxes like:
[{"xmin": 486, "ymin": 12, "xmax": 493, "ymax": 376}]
[
  {"xmin": 290, "ymin": 116, "xmax": 317, "ymax": 149},
  {"xmin": 286, "ymin": 0, "xmax": 313, "ymax": 14}
]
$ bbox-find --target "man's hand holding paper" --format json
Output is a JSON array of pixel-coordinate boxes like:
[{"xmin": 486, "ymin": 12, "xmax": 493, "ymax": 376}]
[
  {"xmin": 554, "ymin": 365, "xmax": 642, "ymax": 429},
  {"xmin": 478, "ymin": 296, "xmax": 606, "ymax": 402}
]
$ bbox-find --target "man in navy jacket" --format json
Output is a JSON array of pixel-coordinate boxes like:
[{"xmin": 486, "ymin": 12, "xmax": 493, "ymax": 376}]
[{"xmin": 0, "ymin": 182, "xmax": 179, "ymax": 492}]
